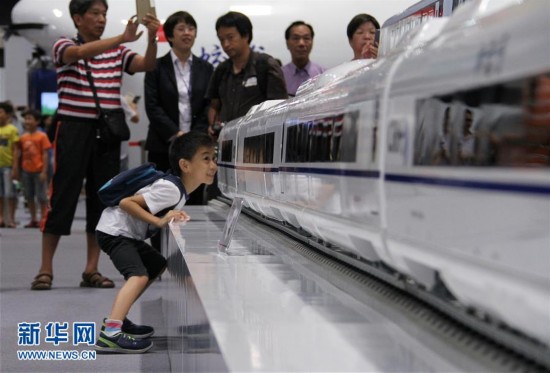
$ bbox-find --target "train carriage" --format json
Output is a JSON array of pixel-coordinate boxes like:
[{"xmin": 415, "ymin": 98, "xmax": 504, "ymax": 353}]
[
  {"xmin": 383, "ymin": 0, "xmax": 550, "ymax": 345},
  {"xmin": 217, "ymin": 0, "xmax": 550, "ymax": 348}
]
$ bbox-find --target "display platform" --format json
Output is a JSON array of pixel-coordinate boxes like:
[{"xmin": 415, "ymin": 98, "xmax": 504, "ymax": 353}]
[{"xmin": 162, "ymin": 201, "xmax": 499, "ymax": 372}]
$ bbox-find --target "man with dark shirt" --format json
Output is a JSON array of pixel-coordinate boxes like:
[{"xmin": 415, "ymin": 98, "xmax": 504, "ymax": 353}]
[{"xmin": 207, "ymin": 11, "xmax": 287, "ymax": 132}]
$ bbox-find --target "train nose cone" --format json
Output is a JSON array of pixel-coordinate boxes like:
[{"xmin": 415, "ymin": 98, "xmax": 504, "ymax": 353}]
[{"xmin": 10, "ymin": 0, "xmax": 73, "ymax": 56}]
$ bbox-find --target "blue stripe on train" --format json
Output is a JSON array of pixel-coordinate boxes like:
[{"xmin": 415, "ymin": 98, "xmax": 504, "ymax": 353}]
[{"xmin": 216, "ymin": 164, "xmax": 550, "ymax": 195}]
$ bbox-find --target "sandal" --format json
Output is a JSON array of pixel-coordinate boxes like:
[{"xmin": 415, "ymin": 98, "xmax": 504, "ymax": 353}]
[
  {"xmin": 31, "ymin": 273, "xmax": 53, "ymax": 290},
  {"xmin": 80, "ymin": 272, "xmax": 115, "ymax": 288}
]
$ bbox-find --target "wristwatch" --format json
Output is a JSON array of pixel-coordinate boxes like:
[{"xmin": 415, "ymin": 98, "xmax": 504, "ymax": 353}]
[{"xmin": 150, "ymin": 36, "xmax": 158, "ymax": 45}]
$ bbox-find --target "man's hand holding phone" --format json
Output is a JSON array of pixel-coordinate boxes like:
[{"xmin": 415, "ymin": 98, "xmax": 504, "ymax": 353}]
[
  {"xmin": 136, "ymin": 0, "xmax": 157, "ymax": 25},
  {"xmin": 134, "ymin": 0, "xmax": 160, "ymax": 45}
]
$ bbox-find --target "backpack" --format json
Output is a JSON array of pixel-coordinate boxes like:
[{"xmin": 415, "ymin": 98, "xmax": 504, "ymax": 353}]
[{"xmin": 98, "ymin": 163, "xmax": 186, "ymax": 214}]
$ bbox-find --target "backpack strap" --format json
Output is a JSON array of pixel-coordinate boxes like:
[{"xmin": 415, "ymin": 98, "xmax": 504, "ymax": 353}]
[
  {"xmin": 212, "ymin": 59, "xmax": 231, "ymax": 99},
  {"xmin": 155, "ymin": 173, "xmax": 187, "ymax": 217},
  {"xmin": 254, "ymin": 53, "xmax": 270, "ymax": 97},
  {"xmin": 163, "ymin": 174, "xmax": 187, "ymax": 202},
  {"xmin": 146, "ymin": 174, "xmax": 187, "ymax": 238}
]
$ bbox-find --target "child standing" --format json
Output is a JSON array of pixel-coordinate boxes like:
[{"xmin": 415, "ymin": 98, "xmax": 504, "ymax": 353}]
[
  {"xmin": 0, "ymin": 101, "xmax": 21, "ymax": 228},
  {"xmin": 19, "ymin": 110, "xmax": 52, "ymax": 228},
  {"xmin": 94, "ymin": 131, "xmax": 217, "ymax": 353}
]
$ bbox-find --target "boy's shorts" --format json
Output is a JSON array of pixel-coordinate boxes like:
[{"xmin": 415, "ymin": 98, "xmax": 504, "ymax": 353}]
[
  {"xmin": 22, "ymin": 171, "xmax": 48, "ymax": 203},
  {"xmin": 0, "ymin": 167, "xmax": 15, "ymax": 198},
  {"xmin": 96, "ymin": 231, "xmax": 167, "ymax": 280}
]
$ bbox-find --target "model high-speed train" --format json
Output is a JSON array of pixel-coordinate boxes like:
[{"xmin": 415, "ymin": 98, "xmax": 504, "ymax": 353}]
[{"xmin": 217, "ymin": 0, "xmax": 550, "ymax": 348}]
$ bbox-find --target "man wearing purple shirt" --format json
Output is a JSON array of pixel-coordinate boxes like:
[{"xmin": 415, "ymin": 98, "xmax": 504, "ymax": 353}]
[{"xmin": 282, "ymin": 21, "xmax": 326, "ymax": 97}]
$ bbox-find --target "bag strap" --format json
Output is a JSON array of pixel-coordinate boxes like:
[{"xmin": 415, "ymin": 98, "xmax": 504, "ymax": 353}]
[
  {"xmin": 163, "ymin": 173, "xmax": 187, "ymax": 200},
  {"xmin": 255, "ymin": 53, "xmax": 269, "ymax": 97},
  {"xmin": 154, "ymin": 174, "xmax": 188, "ymax": 218},
  {"xmin": 83, "ymin": 60, "xmax": 103, "ymax": 139},
  {"xmin": 83, "ymin": 60, "xmax": 102, "ymax": 115},
  {"xmin": 74, "ymin": 35, "xmax": 101, "ymax": 116},
  {"xmin": 212, "ymin": 59, "xmax": 229, "ymax": 98}
]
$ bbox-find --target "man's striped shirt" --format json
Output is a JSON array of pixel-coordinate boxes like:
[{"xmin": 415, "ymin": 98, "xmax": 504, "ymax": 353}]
[{"xmin": 53, "ymin": 36, "xmax": 137, "ymax": 119}]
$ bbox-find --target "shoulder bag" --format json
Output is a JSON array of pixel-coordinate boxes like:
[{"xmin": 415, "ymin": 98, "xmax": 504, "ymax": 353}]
[{"xmin": 84, "ymin": 60, "xmax": 130, "ymax": 145}]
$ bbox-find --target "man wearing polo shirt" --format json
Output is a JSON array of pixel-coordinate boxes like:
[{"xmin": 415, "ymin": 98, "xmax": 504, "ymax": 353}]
[
  {"xmin": 282, "ymin": 21, "xmax": 326, "ymax": 97},
  {"xmin": 31, "ymin": 0, "xmax": 160, "ymax": 292}
]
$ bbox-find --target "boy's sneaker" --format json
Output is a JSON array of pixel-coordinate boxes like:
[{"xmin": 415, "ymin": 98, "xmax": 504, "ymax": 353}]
[
  {"xmin": 121, "ymin": 318, "xmax": 155, "ymax": 338},
  {"xmin": 95, "ymin": 332, "xmax": 153, "ymax": 354}
]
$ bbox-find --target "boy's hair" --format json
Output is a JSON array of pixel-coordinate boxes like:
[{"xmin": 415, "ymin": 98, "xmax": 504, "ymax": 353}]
[
  {"xmin": 164, "ymin": 11, "xmax": 197, "ymax": 47},
  {"xmin": 168, "ymin": 131, "xmax": 216, "ymax": 175},
  {"xmin": 285, "ymin": 21, "xmax": 314, "ymax": 40},
  {"xmin": 0, "ymin": 102, "xmax": 12, "ymax": 115},
  {"xmin": 23, "ymin": 109, "xmax": 42, "ymax": 122},
  {"xmin": 216, "ymin": 11, "xmax": 253, "ymax": 44},
  {"xmin": 346, "ymin": 13, "xmax": 380, "ymax": 40}
]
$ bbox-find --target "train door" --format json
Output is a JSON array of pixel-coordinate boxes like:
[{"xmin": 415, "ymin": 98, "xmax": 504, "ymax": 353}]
[{"xmin": 333, "ymin": 101, "xmax": 386, "ymax": 261}]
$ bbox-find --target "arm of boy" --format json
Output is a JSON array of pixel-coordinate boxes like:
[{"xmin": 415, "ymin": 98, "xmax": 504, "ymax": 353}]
[
  {"xmin": 119, "ymin": 194, "xmax": 190, "ymax": 228},
  {"xmin": 12, "ymin": 140, "xmax": 20, "ymax": 181}
]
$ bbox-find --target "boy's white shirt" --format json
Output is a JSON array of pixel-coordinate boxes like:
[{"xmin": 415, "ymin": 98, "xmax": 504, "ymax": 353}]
[{"xmin": 96, "ymin": 178, "xmax": 186, "ymax": 240}]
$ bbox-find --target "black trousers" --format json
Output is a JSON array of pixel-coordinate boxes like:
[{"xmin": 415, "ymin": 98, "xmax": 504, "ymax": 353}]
[{"xmin": 44, "ymin": 118, "xmax": 120, "ymax": 235}]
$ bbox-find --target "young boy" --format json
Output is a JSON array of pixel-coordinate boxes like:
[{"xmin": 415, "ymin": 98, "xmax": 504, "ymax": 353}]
[
  {"xmin": 94, "ymin": 131, "xmax": 217, "ymax": 353},
  {"xmin": 0, "ymin": 101, "xmax": 20, "ymax": 228},
  {"xmin": 19, "ymin": 110, "xmax": 52, "ymax": 228}
]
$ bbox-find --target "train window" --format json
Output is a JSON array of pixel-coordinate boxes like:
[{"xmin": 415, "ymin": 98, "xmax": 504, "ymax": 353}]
[
  {"xmin": 452, "ymin": 0, "xmax": 469, "ymax": 11},
  {"xmin": 265, "ymin": 132, "xmax": 274, "ymax": 164},
  {"xmin": 331, "ymin": 115, "xmax": 344, "ymax": 161},
  {"xmin": 340, "ymin": 111, "xmax": 359, "ymax": 162},
  {"xmin": 243, "ymin": 132, "xmax": 275, "ymax": 164},
  {"xmin": 284, "ymin": 112, "xmax": 358, "ymax": 163},
  {"xmin": 220, "ymin": 140, "xmax": 233, "ymax": 162},
  {"xmin": 414, "ymin": 72, "xmax": 550, "ymax": 167},
  {"xmin": 319, "ymin": 117, "xmax": 333, "ymax": 162},
  {"xmin": 286, "ymin": 124, "xmax": 297, "ymax": 162},
  {"xmin": 285, "ymin": 122, "xmax": 309, "ymax": 162}
]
